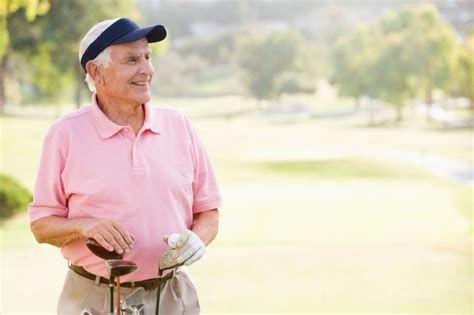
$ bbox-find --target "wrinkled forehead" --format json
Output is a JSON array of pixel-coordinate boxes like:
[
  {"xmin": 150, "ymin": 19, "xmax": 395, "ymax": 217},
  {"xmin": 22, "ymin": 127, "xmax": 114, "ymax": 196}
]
[{"xmin": 109, "ymin": 38, "xmax": 151, "ymax": 58}]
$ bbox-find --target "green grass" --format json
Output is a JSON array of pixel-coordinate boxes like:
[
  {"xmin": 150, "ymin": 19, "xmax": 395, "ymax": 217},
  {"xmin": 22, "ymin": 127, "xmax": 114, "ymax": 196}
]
[
  {"xmin": 0, "ymin": 213, "xmax": 37, "ymax": 250},
  {"xmin": 1, "ymin": 115, "xmax": 53, "ymax": 190},
  {"xmin": 255, "ymin": 158, "xmax": 434, "ymax": 180},
  {"xmin": 0, "ymin": 96, "xmax": 473, "ymax": 314},
  {"xmin": 453, "ymin": 184, "xmax": 474, "ymax": 236},
  {"xmin": 451, "ymin": 107, "xmax": 473, "ymax": 121},
  {"xmin": 192, "ymin": 244, "xmax": 472, "ymax": 313}
]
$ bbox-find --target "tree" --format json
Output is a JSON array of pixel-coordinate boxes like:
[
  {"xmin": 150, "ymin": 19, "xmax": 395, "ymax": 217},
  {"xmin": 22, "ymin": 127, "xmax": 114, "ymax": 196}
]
[
  {"xmin": 375, "ymin": 4, "xmax": 456, "ymax": 121},
  {"xmin": 4, "ymin": 0, "xmax": 140, "ymax": 109},
  {"xmin": 371, "ymin": 17, "xmax": 418, "ymax": 122},
  {"xmin": 330, "ymin": 4, "xmax": 458, "ymax": 122},
  {"xmin": 451, "ymin": 28, "xmax": 474, "ymax": 115},
  {"xmin": 236, "ymin": 31, "xmax": 306, "ymax": 100},
  {"xmin": 331, "ymin": 24, "xmax": 380, "ymax": 100},
  {"xmin": 330, "ymin": 24, "xmax": 383, "ymax": 125},
  {"xmin": 0, "ymin": 0, "xmax": 50, "ymax": 113}
]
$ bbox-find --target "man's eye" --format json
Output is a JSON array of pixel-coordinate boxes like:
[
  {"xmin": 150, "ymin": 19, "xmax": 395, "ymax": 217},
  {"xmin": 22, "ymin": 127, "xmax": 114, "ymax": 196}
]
[
  {"xmin": 127, "ymin": 58, "xmax": 138, "ymax": 63},
  {"xmin": 145, "ymin": 55, "xmax": 151, "ymax": 60}
]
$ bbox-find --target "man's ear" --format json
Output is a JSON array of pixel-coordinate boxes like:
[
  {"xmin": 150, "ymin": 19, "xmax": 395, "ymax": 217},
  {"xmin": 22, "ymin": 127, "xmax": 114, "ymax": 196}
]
[{"xmin": 85, "ymin": 62, "xmax": 103, "ymax": 86}]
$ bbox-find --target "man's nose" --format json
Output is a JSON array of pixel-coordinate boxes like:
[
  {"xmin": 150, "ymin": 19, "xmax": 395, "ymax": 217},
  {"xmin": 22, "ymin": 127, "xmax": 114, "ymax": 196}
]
[{"xmin": 140, "ymin": 59, "xmax": 154, "ymax": 76}]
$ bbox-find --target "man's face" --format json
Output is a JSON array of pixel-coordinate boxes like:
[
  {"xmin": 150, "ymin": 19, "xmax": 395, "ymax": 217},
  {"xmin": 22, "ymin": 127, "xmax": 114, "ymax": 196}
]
[{"xmin": 99, "ymin": 38, "xmax": 154, "ymax": 105}]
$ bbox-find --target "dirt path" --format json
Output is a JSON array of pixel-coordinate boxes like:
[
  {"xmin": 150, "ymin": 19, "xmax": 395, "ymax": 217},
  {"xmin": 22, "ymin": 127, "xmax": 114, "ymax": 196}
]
[{"xmin": 354, "ymin": 148, "xmax": 474, "ymax": 187}]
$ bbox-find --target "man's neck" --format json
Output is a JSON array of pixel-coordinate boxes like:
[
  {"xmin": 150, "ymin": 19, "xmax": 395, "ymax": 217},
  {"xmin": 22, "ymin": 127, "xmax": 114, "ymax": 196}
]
[{"xmin": 96, "ymin": 94, "xmax": 144, "ymax": 127}]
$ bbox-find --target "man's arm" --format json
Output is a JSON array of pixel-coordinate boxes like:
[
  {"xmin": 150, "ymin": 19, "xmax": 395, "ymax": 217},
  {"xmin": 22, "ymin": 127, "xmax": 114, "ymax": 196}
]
[
  {"xmin": 191, "ymin": 209, "xmax": 219, "ymax": 246},
  {"xmin": 30, "ymin": 216, "xmax": 134, "ymax": 254}
]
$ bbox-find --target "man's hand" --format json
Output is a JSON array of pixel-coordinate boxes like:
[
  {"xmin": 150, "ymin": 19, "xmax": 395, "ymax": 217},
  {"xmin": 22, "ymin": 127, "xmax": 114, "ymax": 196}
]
[
  {"xmin": 80, "ymin": 218, "xmax": 134, "ymax": 255},
  {"xmin": 163, "ymin": 230, "xmax": 206, "ymax": 266},
  {"xmin": 30, "ymin": 216, "xmax": 135, "ymax": 252}
]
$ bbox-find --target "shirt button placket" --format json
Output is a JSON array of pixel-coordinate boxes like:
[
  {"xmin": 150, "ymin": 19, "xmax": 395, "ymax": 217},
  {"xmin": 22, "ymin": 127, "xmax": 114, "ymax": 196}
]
[
  {"xmin": 132, "ymin": 137, "xmax": 145, "ymax": 171},
  {"xmin": 122, "ymin": 128, "xmax": 137, "ymax": 167},
  {"xmin": 132, "ymin": 147, "xmax": 138, "ymax": 166}
]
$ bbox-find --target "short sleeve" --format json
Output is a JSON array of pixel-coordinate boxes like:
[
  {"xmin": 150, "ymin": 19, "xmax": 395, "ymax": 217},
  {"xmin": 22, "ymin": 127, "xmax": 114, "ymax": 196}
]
[
  {"xmin": 28, "ymin": 127, "xmax": 69, "ymax": 222},
  {"xmin": 186, "ymin": 119, "xmax": 222, "ymax": 213}
]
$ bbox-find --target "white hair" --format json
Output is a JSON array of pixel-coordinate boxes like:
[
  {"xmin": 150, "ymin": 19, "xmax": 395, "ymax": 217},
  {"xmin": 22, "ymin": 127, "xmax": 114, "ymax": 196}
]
[
  {"xmin": 83, "ymin": 47, "xmax": 112, "ymax": 92},
  {"xmin": 79, "ymin": 18, "xmax": 119, "ymax": 92}
]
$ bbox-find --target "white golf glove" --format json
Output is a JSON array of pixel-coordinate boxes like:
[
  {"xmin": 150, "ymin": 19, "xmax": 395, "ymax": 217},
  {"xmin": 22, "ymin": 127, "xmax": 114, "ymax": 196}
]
[{"xmin": 163, "ymin": 230, "xmax": 206, "ymax": 266}]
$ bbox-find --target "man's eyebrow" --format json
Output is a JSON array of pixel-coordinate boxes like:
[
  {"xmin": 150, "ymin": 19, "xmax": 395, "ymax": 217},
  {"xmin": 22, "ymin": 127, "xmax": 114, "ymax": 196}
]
[
  {"xmin": 122, "ymin": 51, "xmax": 151, "ymax": 59},
  {"xmin": 123, "ymin": 53, "xmax": 138, "ymax": 58}
]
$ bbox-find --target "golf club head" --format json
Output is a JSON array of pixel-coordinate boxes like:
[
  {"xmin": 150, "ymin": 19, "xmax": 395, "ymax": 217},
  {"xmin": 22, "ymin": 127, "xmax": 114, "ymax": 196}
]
[
  {"xmin": 105, "ymin": 259, "xmax": 137, "ymax": 278},
  {"xmin": 124, "ymin": 304, "xmax": 144, "ymax": 315},
  {"xmin": 159, "ymin": 249, "xmax": 184, "ymax": 271},
  {"xmin": 86, "ymin": 238, "xmax": 124, "ymax": 260},
  {"xmin": 130, "ymin": 304, "xmax": 144, "ymax": 315},
  {"xmin": 80, "ymin": 307, "xmax": 104, "ymax": 315},
  {"xmin": 121, "ymin": 287, "xmax": 145, "ymax": 313}
]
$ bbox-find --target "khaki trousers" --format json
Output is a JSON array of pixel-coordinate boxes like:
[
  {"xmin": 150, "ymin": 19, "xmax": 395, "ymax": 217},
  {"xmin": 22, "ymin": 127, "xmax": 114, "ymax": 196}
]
[{"xmin": 57, "ymin": 267, "xmax": 200, "ymax": 315}]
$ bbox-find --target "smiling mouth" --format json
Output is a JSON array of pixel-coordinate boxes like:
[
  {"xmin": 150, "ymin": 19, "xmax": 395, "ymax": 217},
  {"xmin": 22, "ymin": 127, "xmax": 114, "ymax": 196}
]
[{"xmin": 131, "ymin": 81, "xmax": 148, "ymax": 86}]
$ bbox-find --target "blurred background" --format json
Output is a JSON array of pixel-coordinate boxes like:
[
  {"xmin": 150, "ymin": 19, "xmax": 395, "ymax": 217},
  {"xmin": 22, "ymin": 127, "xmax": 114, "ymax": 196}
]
[{"xmin": 0, "ymin": 0, "xmax": 473, "ymax": 314}]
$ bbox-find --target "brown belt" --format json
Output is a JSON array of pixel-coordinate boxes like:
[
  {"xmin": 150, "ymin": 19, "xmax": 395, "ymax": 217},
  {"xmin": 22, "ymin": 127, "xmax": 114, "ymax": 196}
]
[{"xmin": 69, "ymin": 264, "xmax": 174, "ymax": 291}]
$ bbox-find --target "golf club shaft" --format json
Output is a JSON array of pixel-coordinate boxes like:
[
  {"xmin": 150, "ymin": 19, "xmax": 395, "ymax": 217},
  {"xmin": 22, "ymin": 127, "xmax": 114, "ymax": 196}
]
[
  {"xmin": 116, "ymin": 278, "xmax": 121, "ymax": 315},
  {"xmin": 109, "ymin": 283, "xmax": 114, "ymax": 314},
  {"xmin": 155, "ymin": 278, "xmax": 161, "ymax": 315},
  {"xmin": 109, "ymin": 276, "xmax": 115, "ymax": 314}
]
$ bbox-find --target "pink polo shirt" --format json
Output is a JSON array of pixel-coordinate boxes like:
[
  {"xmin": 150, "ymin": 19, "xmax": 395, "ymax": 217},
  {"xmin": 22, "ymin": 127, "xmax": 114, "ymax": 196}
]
[{"xmin": 28, "ymin": 94, "xmax": 222, "ymax": 281}]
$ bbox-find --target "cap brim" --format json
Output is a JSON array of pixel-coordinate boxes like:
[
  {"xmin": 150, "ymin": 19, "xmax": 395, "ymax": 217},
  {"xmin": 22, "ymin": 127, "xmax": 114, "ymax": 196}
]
[{"xmin": 111, "ymin": 24, "xmax": 167, "ymax": 45}]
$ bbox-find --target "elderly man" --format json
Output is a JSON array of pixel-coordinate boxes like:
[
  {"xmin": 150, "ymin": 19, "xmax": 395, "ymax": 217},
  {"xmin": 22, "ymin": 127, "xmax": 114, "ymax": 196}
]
[{"xmin": 28, "ymin": 18, "xmax": 221, "ymax": 314}]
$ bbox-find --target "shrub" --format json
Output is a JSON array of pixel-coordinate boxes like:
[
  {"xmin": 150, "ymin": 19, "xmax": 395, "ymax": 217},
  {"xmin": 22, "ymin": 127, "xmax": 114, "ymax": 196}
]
[{"xmin": 0, "ymin": 174, "xmax": 32, "ymax": 220}]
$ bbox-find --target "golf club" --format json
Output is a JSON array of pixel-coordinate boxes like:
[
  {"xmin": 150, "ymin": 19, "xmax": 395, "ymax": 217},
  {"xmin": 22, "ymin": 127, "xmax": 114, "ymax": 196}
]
[
  {"xmin": 86, "ymin": 238, "xmax": 124, "ymax": 260},
  {"xmin": 81, "ymin": 307, "xmax": 104, "ymax": 315},
  {"xmin": 155, "ymin": 250, "xmax": 185, "ymax": 315},
  {"xmin": 121, "ymin": 287, "xmax": 145, "ymax": 315},
  {"xmin": 86, "ymin": 238, "xmax": 137, "ymax": 314},
  {"xmin": 105, "ymin": 259, "xmax": 137, "ymax": 315}
]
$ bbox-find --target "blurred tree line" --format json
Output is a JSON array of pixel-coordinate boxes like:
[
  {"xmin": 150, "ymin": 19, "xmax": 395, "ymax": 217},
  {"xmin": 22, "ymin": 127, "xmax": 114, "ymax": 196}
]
[
  {"xmin": 0, "ymin": 0, "xmax": 472, "ymax": 124},
  {"xmin": 331, "ymin": 4, "xmax": 473, "ymax": 122},
  {"xmin": 0, "ymin": 0, "xmax": 50, "ymax": 113},
  {"xmin": 145, "ymin": 0, "xmax": 473, "ymax": 124},
  {"xmin": 233, "ymin": 3, "xmax": 473, "ymax": 122},
  {"xmin": 0, "ymin": 0, "xmax": 138, "ymax": 112}
]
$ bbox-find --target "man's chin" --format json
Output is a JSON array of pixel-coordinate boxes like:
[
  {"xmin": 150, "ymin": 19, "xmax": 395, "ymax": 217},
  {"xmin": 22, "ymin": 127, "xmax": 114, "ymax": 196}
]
[{"xmin": 130, "ymin": 92, "xmax": 151, "ymax": 105}]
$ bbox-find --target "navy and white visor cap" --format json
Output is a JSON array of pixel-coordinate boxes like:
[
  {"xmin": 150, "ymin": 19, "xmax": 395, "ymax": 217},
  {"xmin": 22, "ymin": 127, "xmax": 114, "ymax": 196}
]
[{"xmin": 79, "ymin": 18, "xmax": 167, "ymax": 72}]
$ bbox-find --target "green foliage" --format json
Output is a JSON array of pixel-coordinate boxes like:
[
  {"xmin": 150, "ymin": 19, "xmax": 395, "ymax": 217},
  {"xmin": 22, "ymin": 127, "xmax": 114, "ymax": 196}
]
[
  {"xmin": 0, "ymin": 16, "xmax": 8, "ymax": 60},
  {"xmin": 236, "ymin": 31, "xmax": 307, "ymax": 100},
  {"xmin": 274, "ymin": 72, "xmax": 315, "ymax": 95},
  {"xmin": 4, "ymin": 0, "xmax": 139, "ymax": 104},
  {"xmin": 330, "ymin": 3, "xmax": 457, "ymax": 121},
  {"xmin": 0, "ymin": 0, "xmax": 50, "ymax": 20},
  {"xmin": 451, "ymin": 28, "xmax": 474, "ymax": 106},
  {"xmin": 0, "ymin": 173, "xmax": 32, "ymax": 220},
  {"xmin": 375, "ymin": 4, "xmax": 456, "ymax": 106},
  {"xmin": 0, "ymin": 0, "xmax": 49, "ymax": 60},
  {"xmin": 331, "ymin": 24, "xmax": 380, "ymax": 100}
]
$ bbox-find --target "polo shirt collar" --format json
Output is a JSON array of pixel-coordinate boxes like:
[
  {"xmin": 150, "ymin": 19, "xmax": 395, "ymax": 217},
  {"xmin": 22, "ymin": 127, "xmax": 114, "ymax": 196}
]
[
  {"xmin": 143, "ymin": 102, "xmax": 161, "ymax": 134},
  {"xmin": 90, "ymin": 94, "xmax": 160, "ymax": 139}
]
